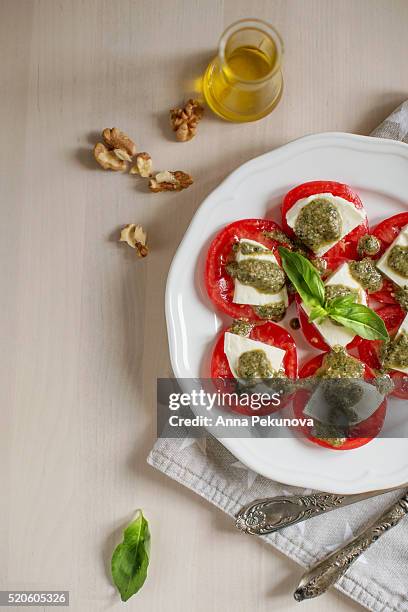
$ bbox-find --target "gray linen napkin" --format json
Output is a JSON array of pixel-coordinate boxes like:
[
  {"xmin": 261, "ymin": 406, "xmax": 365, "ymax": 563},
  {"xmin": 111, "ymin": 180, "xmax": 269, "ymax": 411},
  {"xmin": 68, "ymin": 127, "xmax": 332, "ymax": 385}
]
[{"xmin": 148, "ymin": 102, "xmax": 408, "ymax": 612}]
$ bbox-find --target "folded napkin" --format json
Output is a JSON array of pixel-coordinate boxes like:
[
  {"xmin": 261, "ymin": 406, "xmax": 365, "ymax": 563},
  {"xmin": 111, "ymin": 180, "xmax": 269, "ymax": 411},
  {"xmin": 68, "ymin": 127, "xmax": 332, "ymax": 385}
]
[{"xmin": 148, "ymin": 102, "xmax": 408, "ymax": 612}]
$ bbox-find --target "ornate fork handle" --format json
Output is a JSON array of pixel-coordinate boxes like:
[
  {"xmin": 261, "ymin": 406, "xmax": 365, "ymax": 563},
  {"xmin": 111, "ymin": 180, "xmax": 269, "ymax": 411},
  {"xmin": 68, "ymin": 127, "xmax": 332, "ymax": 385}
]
[
  {"xmin": 294, "ymin": 491, "xmax": 408, "ymax": 601},
  {"xmin": 235, "ymin": 490, "xmax": 386, "ymax": 535}
]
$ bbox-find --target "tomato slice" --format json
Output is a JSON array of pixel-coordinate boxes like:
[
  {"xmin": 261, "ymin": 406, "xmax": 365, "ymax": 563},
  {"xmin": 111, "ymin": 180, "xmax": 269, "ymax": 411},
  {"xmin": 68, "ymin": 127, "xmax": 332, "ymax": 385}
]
[
  {"xmin": 205, "ymin": 219, "xmax": 292, "ymax": 321},
  {"xmin": 281, "ymin": 181, "xmax": 368, "ymax": 262},
  {"xmin": 370, "ymin": 212, "xmax": 408, "ymax": 304},
  {"xmin": 295, "ymin": 295, "xmax": 362, "ymax": 352},
  {"xmin": 357, "ymin": 304, "xmax": 408, "ymax": 398},
  {"xmin": 293, "ymin": 353, "xmax": 387, "ymax": 450},
  {"xmin": 211, "ymin": 322, "xmax": 297, "ymax": 415}
]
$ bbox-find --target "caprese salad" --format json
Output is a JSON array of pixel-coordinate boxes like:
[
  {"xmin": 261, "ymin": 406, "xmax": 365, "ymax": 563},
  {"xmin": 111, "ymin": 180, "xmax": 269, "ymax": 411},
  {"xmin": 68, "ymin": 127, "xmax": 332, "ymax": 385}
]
[{"xmin": 205, "ymin": 180, "xmax": 407, "ymax": 450}]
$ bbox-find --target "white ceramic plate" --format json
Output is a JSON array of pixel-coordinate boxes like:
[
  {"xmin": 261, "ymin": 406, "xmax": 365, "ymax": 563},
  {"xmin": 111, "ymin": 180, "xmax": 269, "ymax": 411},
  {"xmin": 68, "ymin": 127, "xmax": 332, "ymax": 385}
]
[{"xmin": 165, "ymin": 132, "xmax": 408, "ymax": 494}]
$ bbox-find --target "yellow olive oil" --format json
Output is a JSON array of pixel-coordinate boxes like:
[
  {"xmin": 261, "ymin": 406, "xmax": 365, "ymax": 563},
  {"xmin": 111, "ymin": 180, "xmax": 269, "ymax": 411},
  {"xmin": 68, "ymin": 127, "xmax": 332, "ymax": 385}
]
[{"xmin": 203, "ymin": 34, "xmax": 283, "ymax": 122}]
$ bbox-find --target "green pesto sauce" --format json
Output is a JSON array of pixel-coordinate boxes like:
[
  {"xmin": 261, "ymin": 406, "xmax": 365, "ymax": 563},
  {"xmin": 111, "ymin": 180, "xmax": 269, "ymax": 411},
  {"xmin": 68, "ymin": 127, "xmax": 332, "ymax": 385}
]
[
  {"xmin": 374, "ymin": 371, "xmax": 395, "ymax": 395},
  {"xmin": 262, "ymin": 229, "xmax": 293, "ymax": 247},
  {"xmin": 317, "ymin": 346, "xmax": 365, "ymax": 379},
  {"xmin": 234, "ymin": 241, "xmax": 273, "ymax": 256},
  {"xmin": 357, "ymin": 234, "xmax": 381, "ymax": 257},
  {"xmin": 237, "ymin": 349, "xmax": 273, "ymax": 380},
  {"xmin": 322, "ymin": 379, "xmax": 362, "ymax": 420},
  {"xmin": 312, "ymin": 421, "xmax": 346, "ymax": 448},
  {"xmin": 325, "ymin": 284, "xmax": 357, "ymax": 303},
  {"xmin": 311, "ymin": 257, "xmax": 328, "ymax": 276},
  {"xmin": 254, "ymin": 301, "xmax": 286, "ymax": 321},
  {"xmin": 230, "ymin": 319, "xmax": 252, "ymax": 337},
  {"xmin": 381, "ymin": 331, "xmax": 408, "ymax": 370},
  {"xmin": 349, "ymin": 258, "xmax": 383, "ymax": 292},
  {"xmin": 394, "ymin": 286, "xmax": 408, "ymax": 312},
  {"xmin": 226, "ymin": 259, "xmax": 285, "ymax": 293},
  {"xmin": 388, "ymin": 245, "xmax": 408, "ymax": 278},
  {"xmin": 294, "ymin": 198, "xmax": 342, "ymax": 251}
]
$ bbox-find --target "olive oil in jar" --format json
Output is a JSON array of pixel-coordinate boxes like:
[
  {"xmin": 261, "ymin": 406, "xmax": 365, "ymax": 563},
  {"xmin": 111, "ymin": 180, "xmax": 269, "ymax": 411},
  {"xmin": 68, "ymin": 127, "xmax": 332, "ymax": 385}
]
[{"xmin": 203, "ymin": 20, "xmax": 284, "ymax": 122}]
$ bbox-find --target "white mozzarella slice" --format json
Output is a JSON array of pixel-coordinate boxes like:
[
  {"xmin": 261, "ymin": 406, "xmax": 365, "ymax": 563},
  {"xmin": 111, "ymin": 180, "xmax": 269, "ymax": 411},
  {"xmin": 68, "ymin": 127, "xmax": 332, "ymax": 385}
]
[
  {"xmin": 304, "ymin": 380, "xmax": 384, "ymax": 425},
  {"xmin": 224, "ymin": 332, "xmax": 285, "ymax": 380},
  {"xmin": 376, "ymin": 224, "xmax": 408, "ymax": 288},
  {"xmin": 301, "ymin": 262, "xmax": 367, "ymax": 348},
  {"xmin": 388, "ymin": 313, "xmax": 408, "ymax": 374},
  {"xmin": 232, "ymin": 239, "xmax": 288, "ymax": 307},
  {"xmin": 285, "ymin": 192, "xmax": 366, "ymax": 256}
]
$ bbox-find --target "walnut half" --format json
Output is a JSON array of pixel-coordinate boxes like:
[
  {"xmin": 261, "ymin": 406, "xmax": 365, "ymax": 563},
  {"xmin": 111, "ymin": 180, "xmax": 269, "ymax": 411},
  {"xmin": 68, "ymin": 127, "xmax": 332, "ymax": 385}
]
[
  {"xmin": 149, "ymin": 171, "xmax": 193, "ymax": 192},
  {"xmin": 94, "ymin": 143, "xmax": 127, "ymax": 171},
  {"xmin": 119, "ymin": 224, "xmax": 148, "ymax": 258},
  {"xmin": 170, "ymin": 99, "xmax": 204, "ymax": 142},
  {"xmin": 130, "ymin": 152, "xmax": 153, "ymax": 178},
  {"xmin": 102, "ymin": 128, "xmax": 137, "ymax": 157}
]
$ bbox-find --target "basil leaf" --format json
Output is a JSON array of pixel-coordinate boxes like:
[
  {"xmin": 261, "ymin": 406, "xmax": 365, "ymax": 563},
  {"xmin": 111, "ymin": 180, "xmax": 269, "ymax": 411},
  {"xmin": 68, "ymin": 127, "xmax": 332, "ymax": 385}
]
[
  {"xmin": 328, "ymin": 303, "xmax": 389, "ymax": 341},
  {"xmin": 308, "ymin": 305, "xmax": 328, "ymax": 323},
  {"xmin": 326, "ymin": 294, "xmax": 358, "ymax": 309},
  {"xmin": 111, "ymin": 510, "xmax": 150, "ymax": 602},
  {"xmin": 278, "ymin": 247, "xmax": 325, "ymax": 308}
]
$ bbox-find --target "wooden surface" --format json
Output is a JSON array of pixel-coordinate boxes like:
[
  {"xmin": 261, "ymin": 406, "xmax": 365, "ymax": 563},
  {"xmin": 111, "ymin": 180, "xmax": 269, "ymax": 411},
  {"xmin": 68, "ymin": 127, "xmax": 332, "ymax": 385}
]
[{"xmin": 1, "ymin": 1, "xmax": 407, "ymax": 610}]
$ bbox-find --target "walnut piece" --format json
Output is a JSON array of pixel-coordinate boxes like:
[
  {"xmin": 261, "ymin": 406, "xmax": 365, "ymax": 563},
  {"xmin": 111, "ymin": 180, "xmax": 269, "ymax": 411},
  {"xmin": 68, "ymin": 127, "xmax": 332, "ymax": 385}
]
[
  {"xmin": 119, "ymin": 224, "xmax": 148, "ymax": 258},
  {"xmin": 94, "ymin": 143, "xmax": 127, "ymax": 171},
  {"xmin": 149, "ymin": 171, "xmax": 193, "ymax": 193},
  {"xmin": 102, "ymin": 128, "xmax": 137, "ymax": 157},
  {"xmin": 130, "ymin": 152, "xmax": 153, "ymax": 177},
  {"xmin": 114, "ymin": 148, "xmax": 133, "ymax": 162},
  {"xmin": 170, "ymin": 99, "xmax": 204, "ymax": 142}
]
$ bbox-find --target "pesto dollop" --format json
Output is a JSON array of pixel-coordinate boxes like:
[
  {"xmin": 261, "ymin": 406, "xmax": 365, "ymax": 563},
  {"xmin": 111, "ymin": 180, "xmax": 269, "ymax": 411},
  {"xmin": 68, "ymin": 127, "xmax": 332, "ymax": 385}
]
[
  {"xmin": 357, "ymin": 234, "xmax": 381, "ymax": 257},
  {"xmin": 237, "ymin": 349, "xmax": 273, "ymax": 380},
  {"xmin": 254, "ymin": 302, "xmax": 286, "ymax": 321},
  {"xmin": 311, "ymin": 257, "xmax": 328, "ymax": 277},
  {"xmin": 388, "ymin": 245, "xmax": 408, "ymax": 278},
  {"xmin": 381, "ymin": 331, "xmax": 408, "ymax": 370},
  {"xmin": 317, "ymin": 346, "xmax": 365, "ymax": 379},
  {"xmin": 394, "ymin": 286, "xmax": 408, "ymax": 312},
  {"xmin": 226, "ymin": 259, "xmax": 285, "ymax": 293},
  {"xmin": 349, "ymin": 258, "xmax": 383, "ymax": 293},
  {"xmin": 294, "ymin": 198, "xmax": 342, "ymax": 251},
  {"xmin": 325, "ymin": 284, "xmax": 357, "ymax": 303},
  {"xmin": 312, "ymin": 421, "xmax": 346, "ymax": 448},
  {"xmin": 374, "ymin": 372, "xmax": 395, "ymax": 396},
  {"xmin": 322, "ymin": 379, "xmax": 362, "ymax": 420},
  {"xmin": 262, "ymin": 229, "xmax": 293, "ymax": 247},
  {"xmin": 234, "ymin": 241, "xmax": 273, "ymax": 256},
  {"xmin": 230, "ymin": 319, "xmax": 252, "ymax": 337}
]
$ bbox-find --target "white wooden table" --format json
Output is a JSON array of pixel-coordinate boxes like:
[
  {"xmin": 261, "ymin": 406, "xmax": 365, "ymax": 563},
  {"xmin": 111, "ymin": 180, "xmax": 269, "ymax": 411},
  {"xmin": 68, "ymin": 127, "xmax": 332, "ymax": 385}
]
[{"xmin": 1, "ymin": 1, "xmax": 407, "ymax": 610}]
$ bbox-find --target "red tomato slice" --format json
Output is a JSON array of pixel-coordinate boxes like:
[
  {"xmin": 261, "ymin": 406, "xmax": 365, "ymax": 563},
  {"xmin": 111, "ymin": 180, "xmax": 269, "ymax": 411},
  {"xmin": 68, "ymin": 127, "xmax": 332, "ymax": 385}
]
[
  {"xmin": 370, "ymin": 212, "xmax": 408, "ymax": 304},
  {"xmin": 281, "ymin": 181, "xmax": 368, "ymax": 262},
  {"xmin": 205, "ymin": 219, "xmax": 292, "ymax": 321},
  {"xmin": 357, "ymin": 304, "xmax": 408, "ymax": 399},
  {"xmin": 211, "ymin": 322, "xmax": 297, "ymax": 415},
  {"xmin": 293, "ymin": 353, "xmax": 387, "ymax": 450},
  {"xmin": 295, "ymin": 295, "xmax": 362, "ymax": 352}
]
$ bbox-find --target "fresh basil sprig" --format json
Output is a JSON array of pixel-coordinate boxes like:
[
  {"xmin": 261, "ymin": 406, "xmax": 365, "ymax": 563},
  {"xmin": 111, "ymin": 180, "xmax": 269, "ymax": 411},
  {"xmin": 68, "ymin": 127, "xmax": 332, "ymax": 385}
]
[
  {"xmin": 111, "ymin": 510, "xmax": 150, "ymax": 602},
  {"xmin": 278, "ymin": 246, "xmax": 325, "ymax": 308},
  {"xmin": 328, "ymin": 301, "xmax": 389, "ymax": 341},
  {"xmin": 278, "ymin": 247, "xmax": 388, "ymax": 341}
]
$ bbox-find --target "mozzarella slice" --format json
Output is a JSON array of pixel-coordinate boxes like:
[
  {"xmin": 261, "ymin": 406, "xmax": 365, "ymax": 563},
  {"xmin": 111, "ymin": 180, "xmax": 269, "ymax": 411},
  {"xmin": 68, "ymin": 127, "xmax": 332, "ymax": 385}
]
[
  {"xmin": 285, "ymin": 193, "xmax": 366, "ymax": 256},
  {"xmin": 224, "ymin": 331, "xmax": 285, "ymax": 380},
  {"xmin": 376, "ymin": 224, "xmax": 408, "ymax": 288},
  {"xmin": 304, "ymin": 380, "xmax": 384, "ymax": 425},
  {"xmin": 387, "ymin": 313, "xmax": 408, "ymax": 374},
  {"xmin": 301, "ymin": 262, "xmax": 367, "ymax": 348},
  {"xmin": 232, "ymin": 239, "xmax": 288, "ymax": 307}
]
